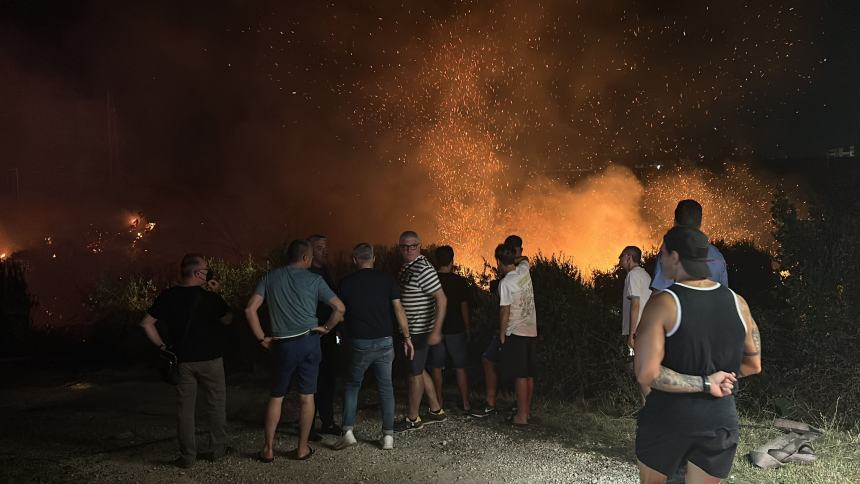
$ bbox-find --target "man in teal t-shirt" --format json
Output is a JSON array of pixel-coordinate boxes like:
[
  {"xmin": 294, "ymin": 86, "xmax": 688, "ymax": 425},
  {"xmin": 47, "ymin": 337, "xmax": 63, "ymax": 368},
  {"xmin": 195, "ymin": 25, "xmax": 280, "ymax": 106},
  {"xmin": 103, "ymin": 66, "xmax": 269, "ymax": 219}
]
[{"xmin": 246, "ymin": 239, "xmax": 345, "ymax": 462}]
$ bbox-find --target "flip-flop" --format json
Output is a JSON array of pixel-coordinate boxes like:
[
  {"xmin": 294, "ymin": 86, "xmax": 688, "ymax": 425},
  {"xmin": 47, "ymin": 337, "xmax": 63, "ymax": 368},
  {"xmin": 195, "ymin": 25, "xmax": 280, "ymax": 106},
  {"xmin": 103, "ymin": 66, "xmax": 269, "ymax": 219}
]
[
  {"xmin": 256, "ymin": 452, "xmax": 274, "ymax": 463},
  {"xmin": 294, "ymin": 446, "xmax": 316, "ymax": 461}
]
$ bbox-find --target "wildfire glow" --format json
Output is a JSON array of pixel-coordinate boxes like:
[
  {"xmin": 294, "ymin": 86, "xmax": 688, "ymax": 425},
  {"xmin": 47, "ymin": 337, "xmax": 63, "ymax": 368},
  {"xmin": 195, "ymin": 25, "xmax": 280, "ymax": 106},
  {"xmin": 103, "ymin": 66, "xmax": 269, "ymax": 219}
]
[{"xmin": 362, "ymin": 21, "xmax": 780, "ymax": 277}]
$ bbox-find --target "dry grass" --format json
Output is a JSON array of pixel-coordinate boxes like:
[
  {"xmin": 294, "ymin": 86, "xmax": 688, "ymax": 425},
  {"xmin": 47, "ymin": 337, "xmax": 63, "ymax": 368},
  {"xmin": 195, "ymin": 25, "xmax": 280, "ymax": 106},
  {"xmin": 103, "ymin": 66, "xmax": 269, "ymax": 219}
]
[{"xmin": 543, "ymin": 400, "xmax": 860, "ymax": 484}]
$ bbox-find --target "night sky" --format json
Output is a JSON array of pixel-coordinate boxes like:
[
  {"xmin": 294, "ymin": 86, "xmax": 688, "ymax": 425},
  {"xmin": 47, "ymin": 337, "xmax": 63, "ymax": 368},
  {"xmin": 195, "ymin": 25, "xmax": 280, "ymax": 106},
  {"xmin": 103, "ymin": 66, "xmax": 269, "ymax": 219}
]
[{"xmin": 1, "ymin": 1, "xmax": 859, "ymax": 312}]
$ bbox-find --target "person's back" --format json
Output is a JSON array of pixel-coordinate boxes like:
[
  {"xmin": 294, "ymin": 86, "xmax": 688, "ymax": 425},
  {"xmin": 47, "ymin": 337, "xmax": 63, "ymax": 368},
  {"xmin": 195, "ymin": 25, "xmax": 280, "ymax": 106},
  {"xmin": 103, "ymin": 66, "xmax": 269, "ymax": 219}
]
[
  {"xmin": 148, "ymin": 285, "xmax": 230, "ymax": 362},
  {"xmin": 258, "ymin": 265, "xmax": 329, "ymax": 337},
  {"xmin": 640, "ymin": 281, "xmax": 746, "ymax": 431},
  {"xmin": 339, "ymin": 268, "xmax": 399, "ymax": 339},
  {"xmin": 437, "ymin": 272, "xmax": 469, "ymax": 334}
]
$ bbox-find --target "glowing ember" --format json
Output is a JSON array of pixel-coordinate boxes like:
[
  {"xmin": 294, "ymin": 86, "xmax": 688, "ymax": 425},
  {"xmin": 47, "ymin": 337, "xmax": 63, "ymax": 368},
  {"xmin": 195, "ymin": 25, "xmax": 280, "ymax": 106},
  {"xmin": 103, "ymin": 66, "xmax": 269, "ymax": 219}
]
[{"xmin": 354, "ymin": 5, "xmax": 795, "ymax": 277}]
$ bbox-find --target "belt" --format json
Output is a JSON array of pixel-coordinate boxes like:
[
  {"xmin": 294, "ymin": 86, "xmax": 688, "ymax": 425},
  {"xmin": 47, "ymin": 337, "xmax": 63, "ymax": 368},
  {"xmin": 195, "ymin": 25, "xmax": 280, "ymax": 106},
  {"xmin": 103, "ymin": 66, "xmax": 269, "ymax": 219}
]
[{"xmin": 273, "ymin": 330, "xmax": 313, "ymax": 342}]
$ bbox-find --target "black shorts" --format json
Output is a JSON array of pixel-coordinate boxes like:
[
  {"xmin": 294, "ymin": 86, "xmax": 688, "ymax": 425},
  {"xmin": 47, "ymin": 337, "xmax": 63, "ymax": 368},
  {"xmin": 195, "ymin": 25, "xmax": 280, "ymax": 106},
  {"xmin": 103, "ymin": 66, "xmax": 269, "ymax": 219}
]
[
  {"xmin": 636, "ymin": 424, "xmax": 739, "ymax": 479},
  {"xmin": 397, "ymin": 332, "xmax": 431, "ymax": 376},
  {"xmin": 500, "ymin": 334, "xmax": 536, "ymax": 379}
]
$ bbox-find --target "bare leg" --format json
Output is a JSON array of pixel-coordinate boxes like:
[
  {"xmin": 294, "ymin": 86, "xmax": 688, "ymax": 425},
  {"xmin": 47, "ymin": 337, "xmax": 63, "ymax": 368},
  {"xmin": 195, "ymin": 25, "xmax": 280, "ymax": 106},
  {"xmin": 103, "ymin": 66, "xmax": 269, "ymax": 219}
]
[
  {"xmin": 455, "ymin": 368, "xmax": 470, "ymax": 410},
  {"xmin": 407, "ymin": 374, "xmax": 423, "ymax": 420},
  {"xmin": 296, "ymin": 393, "xmax": 315, "ymax": 458},
  {"xmin": 422, "ymin": 370, "xmax": 442, "ymax": 412},
  {"xmin": 512, "ymin": 378, "xmax": 530, "ymax": 424},
  {"xmin": 261, "ymin": 397, "xmax": 283, "ymax": 460},
  {"xmin": 431, "ymin": 368, "xmax": 444, "ymax": 405},
  {"xmin": 526, "ymin": 377, "xmax": 534, "ymax": 410},
  {"xmin": 684, "ymin": 461, "xmax": 722, "ymax": 484},
  {"xmin": 637, "ymin": 460, "xmax": 668, "ymax": 484},
  {"xmin": 482, "ymin": 357, "xmax": 497, "ymax": 407}
]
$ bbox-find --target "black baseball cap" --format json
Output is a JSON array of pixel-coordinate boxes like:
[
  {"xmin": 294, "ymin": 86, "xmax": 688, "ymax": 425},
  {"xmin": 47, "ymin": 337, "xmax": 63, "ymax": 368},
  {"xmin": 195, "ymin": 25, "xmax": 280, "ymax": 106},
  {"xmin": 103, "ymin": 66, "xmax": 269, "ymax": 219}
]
[{"xmin": 663, "ymin": 226, "xmax": 712, "ymax": 279}]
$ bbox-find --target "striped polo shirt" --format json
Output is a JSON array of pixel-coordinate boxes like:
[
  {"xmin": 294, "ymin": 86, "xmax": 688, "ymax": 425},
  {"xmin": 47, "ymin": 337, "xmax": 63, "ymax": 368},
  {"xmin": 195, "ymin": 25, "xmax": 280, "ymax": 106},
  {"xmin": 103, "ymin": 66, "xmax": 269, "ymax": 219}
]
[{"xmin": 398, "ymin": 255, "xmax": 443, "ymax": 334}]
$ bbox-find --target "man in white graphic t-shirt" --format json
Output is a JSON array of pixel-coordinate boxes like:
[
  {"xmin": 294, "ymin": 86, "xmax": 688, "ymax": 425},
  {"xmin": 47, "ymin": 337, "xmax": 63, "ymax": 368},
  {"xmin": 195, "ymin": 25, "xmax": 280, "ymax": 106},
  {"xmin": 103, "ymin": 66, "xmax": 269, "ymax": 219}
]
[{"xmin": 496, "ymin": 243, "xmax": 537, "ymax": 426}]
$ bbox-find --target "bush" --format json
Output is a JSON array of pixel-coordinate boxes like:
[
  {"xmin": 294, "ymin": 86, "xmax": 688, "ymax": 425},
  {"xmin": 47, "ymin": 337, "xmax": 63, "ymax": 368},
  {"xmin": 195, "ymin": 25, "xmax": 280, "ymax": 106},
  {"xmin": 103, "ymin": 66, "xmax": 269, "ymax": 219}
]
[
  {"xmin": 742, "ymin": 183, "xmax": 860, "ymax": 423},
  {"xmin": 0, "ymin": 259, "xmax": 35, "ymax": 357}
]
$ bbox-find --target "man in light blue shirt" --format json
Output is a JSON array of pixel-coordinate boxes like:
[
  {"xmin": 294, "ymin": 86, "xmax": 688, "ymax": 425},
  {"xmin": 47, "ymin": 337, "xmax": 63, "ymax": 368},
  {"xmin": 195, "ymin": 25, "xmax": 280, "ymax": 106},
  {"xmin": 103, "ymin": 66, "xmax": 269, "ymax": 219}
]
[
  {"xmin": 651, "ymin": 200, "xmax": 729, "ymax": 292},
  {"xmin": 246, "ymin": 239, "xmax": 345, "ymax": 462}
]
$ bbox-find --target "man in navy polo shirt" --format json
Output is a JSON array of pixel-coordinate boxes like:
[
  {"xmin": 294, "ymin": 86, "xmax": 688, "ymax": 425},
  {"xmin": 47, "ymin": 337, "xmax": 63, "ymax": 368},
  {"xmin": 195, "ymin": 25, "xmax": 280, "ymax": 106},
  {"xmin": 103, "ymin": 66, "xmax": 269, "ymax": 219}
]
[
  {"xmin": 246, "ymin": 239, "xmax": 345, "ymax": 462},
  {"xmin": 333, "ymin": 243, "xmax": 414, "ymax": 451}
]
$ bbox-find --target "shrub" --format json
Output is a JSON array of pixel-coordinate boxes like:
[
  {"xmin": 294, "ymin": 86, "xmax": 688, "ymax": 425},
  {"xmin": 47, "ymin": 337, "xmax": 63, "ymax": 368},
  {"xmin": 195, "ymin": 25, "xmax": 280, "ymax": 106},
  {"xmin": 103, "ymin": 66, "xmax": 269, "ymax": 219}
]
[{"xmin": 0, "ymin": 259, "xmax": 35, "ymax": 357}]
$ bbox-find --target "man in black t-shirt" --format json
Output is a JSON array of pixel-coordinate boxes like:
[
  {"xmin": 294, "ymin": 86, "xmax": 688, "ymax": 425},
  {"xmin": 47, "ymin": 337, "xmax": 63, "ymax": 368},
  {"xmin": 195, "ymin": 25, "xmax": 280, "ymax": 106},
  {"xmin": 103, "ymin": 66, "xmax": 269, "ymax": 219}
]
[
  {"xmin": 140, "ymin": 254, "xmax": 232, "ymax": 469},
  {"xmin": 332, "ymin": 243, "xmax": 414, "ymax": 451},
  {"xmin": 308, "ymin": 234, "xmax": 341, "ymax": 436},
  {"xmin": 427, "ymin": 245, "xmax": 473, "ymax": 413}
]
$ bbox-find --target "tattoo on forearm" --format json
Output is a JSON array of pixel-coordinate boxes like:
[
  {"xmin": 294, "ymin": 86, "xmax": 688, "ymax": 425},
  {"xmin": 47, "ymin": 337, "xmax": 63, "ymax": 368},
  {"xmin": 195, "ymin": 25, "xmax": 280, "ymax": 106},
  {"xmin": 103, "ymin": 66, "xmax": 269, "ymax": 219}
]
[
  {"xmin": 652, "ymin": 366, "xmax": 703, "ymax": 392},
  {"xmin": 752, "ymin": 327, "xmax": 761, "ymax": 354}
]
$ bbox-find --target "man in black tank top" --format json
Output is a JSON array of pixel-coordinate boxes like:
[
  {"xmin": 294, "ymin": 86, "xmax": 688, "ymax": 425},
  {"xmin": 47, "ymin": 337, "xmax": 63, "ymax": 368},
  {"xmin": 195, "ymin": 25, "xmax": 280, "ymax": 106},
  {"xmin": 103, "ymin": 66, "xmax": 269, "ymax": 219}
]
[{"xmin": 634, "ymin": 227, "xmax": 762, "ymax": 483}]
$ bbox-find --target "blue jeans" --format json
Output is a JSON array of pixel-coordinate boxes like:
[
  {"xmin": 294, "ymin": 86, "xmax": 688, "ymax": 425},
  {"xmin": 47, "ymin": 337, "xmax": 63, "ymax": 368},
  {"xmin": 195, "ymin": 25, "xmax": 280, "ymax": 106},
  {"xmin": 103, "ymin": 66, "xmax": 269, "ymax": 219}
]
[{"xmin": 342, "ymin": 337, "xmax": 395, "ymax": 435}]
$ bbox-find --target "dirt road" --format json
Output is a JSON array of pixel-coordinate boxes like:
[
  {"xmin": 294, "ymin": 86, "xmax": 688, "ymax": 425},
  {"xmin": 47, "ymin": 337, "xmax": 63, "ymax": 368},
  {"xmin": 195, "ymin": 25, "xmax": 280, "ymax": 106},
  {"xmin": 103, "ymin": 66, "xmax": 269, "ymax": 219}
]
[{"xmin": 0, "ymin": 368, "xmax": 638, "ymax": 483}]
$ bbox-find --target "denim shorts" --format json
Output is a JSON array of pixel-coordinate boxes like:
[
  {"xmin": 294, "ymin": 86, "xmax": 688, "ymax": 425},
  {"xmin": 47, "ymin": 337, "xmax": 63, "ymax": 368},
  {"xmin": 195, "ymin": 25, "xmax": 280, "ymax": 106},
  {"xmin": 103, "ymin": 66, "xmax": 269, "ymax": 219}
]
[
  {"xmin": 270, "ymin": 332, "xmax": 321, "ymax": 396},
  {"xmin": 482, "ymin": 334, "xmax": 501, "ymax": 363},
  {"xmin": 427, "ymin": 332, "xmax": 468, "ymax": 369}
]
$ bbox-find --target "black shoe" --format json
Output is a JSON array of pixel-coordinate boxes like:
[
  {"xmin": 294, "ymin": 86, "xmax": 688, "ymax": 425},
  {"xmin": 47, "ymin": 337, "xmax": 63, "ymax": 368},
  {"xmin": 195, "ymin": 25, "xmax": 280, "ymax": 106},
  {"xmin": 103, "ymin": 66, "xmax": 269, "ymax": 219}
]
[
  {"xmin": 393, "ymin": 416, "xmax": 424, "ymax": 433},
  {"xmin": 469, "ymin": 406, "xmax": 496, "ymax": 418},
  {"xmin": 423, "ymin": 408, "xmax": 447, "ymax": 424},
  {"xmin": 319, "ymin": 423, "xmax": 343, "ymax": 436}
]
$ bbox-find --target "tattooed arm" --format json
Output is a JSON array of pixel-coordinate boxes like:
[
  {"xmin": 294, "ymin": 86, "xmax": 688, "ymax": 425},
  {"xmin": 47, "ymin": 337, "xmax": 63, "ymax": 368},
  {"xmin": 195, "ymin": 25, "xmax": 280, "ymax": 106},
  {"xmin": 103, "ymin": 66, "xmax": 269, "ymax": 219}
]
[
  {"xmin": 736, "ymin": 294, "xmax": 762, "ymax": 378},
  {"xmin": 635, "ymin": 292, "xmax": 737, "ymax": 397},
  {"xmin": 652, "ymin": 366, "xmax": 736, "ymax": 396}
]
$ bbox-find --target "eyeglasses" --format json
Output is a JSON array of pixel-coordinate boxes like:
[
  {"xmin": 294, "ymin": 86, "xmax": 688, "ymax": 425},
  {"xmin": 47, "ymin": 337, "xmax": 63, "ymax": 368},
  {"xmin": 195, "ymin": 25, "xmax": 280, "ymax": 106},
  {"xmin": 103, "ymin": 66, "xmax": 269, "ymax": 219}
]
[{"xmin": 399, "ymin": 243, "xmax": 420, "ymax": 251}]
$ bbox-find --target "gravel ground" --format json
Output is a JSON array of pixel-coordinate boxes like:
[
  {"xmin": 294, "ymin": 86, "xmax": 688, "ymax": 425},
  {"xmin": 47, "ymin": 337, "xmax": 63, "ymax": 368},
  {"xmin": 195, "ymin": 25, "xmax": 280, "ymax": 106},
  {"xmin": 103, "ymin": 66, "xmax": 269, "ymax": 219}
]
[{"xmin": 0, "ymin": 368, "xmax": 638, "ymax": 483}]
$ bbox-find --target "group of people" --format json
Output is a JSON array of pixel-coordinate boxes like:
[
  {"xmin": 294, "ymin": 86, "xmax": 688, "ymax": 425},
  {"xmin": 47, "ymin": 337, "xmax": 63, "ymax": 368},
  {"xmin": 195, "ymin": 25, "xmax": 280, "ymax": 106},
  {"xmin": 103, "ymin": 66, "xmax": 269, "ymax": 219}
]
[
  {"xmin": 140, "ymin": 230, "xmax": 538, "ymax": 467},
  {"xmin": 140, "ymin": 198, "xmax": 763, "ymax": 483}
]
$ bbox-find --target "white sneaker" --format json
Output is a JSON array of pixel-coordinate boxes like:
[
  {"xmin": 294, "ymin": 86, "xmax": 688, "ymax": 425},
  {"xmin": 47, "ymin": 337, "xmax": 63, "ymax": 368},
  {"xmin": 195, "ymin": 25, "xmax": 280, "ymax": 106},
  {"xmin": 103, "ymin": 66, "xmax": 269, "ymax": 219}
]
[
  {"xmin": 381, "ymin": 434, "xmax": 394, "ymax": 450},
  {"xmin": 333, "ymin": 430, "xmax": 357, "ymax": 450}
]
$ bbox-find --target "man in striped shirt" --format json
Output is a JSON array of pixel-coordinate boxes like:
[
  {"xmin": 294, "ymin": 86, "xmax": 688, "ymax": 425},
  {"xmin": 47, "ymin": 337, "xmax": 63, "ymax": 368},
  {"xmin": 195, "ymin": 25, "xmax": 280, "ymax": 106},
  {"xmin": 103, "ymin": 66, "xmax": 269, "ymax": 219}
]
[{"xmin": 394, "ymin": 230, "xmax": 449, "ymax": 432}]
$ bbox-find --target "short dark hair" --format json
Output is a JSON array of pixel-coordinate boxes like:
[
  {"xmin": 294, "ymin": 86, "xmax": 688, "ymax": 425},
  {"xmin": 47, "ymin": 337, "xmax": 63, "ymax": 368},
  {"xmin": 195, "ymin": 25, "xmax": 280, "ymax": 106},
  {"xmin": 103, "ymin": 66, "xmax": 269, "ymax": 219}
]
[
  {"xmin": 435, "ymin": 245, "xmax": 454, "ymax": 267},
  {"xmin": 308, "ymin": 234, "xmax": 327, "ymax": 244},
  {"xmin": 352, "ymin": 242, "xmax": 374, "ymax": 261},
  {"xmin": 504, "ymin": 234, "xmax": 523, "ymax": 249},
  {"xmin": 180, "ymin": 253, "xmax": 205, "ymax": 278},
  {"xmin": 674, "ymin": 199, "xmax": 703, "ymax": 228},
  {"xmin": 622, "ymin": 246, "xmax": 642, "ymax": 264},
  {"xmin": 286, "ymin": 239, "xmax": 312, "ymax": 263},
  {"xmin": 494, "ymin": 243, "xmax": 516, "ymax": 266}
]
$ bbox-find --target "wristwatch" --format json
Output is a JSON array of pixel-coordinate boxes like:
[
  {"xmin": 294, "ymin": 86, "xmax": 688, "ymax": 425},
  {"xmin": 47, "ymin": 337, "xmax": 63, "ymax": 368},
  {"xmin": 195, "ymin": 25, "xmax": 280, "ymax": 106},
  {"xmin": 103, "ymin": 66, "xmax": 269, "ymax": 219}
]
[{"xmin": 702, "ymin": 376, "xmax": 711, "ymax": 393}]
